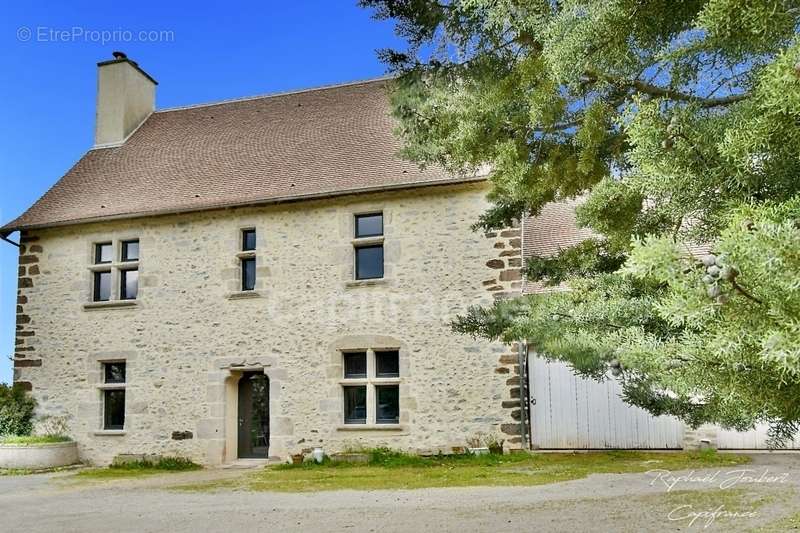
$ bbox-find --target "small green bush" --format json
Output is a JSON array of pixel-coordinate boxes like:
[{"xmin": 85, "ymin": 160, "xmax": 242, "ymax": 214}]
[
  {"xmin": 0, "ymin": 384, "xmax": 36, "ymax": 436},
  {"xmin": 0, "ymin": 435, "xmax": 71, "ymax": 445},
  {"xmin": 110, "ymin": 456, "xmax": 201, "ymax": 471}
]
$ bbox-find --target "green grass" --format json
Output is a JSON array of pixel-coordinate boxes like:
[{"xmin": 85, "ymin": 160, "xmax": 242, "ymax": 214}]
[
  {"xmin": 175, "ymin": 448, "xmax": 750, "ymax": 493},
  {"xmin": 73, "ymin": 457, "xmax": 202, "ymax": 480},
  {"xmin": 0, "ymin": 464, "xmax": 79, "ymax": 476},
  {"xmin": 0, "ymin": 435, "xmax": 72, "ymax": 445}
]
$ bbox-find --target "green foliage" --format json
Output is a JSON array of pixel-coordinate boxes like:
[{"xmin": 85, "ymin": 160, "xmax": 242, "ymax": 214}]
[
  {"xmin": 363, "ymin": 0, "xmax": 800, "ymax": 441},
  {"xmin": 0, "ymin": 435, "xmax": 71, "ymax": 445},
  {"xmin": 110, "ymin": 456, "xmax": 201, "ymax": 471},
  {"xmin": 525, "ymin": 238, "xmax": 627, "ymax": 286},
  {"xmin": 0, "ymin": 384, "xmax": 36, "ymax": 437}
]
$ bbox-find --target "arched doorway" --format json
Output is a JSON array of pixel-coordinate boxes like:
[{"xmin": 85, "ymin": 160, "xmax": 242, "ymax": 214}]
[{"xmin": 237, "ymin": 371, "xmax": 270, "ymax": 458}]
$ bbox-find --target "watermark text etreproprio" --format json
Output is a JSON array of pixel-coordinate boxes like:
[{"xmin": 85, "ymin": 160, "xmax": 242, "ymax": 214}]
[{"xmin": 17, "ymin": 26, "xmax": 174, "ymax": 45}]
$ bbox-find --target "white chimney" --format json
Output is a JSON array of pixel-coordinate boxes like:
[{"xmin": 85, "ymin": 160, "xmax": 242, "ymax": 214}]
[{"xmin": 94, "ymin": 52, "xmax": 157, "ymax": 148}]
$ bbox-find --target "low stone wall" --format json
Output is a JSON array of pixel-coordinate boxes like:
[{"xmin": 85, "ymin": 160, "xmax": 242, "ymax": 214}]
[{"xmin": 0, "ymin": 441, "xmax": 79, "ymax": 469}]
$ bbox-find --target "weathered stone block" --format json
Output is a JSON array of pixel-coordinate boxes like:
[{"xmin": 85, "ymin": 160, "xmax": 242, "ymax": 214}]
[
  {"xmin": 14, "ymin": 359, "xmax": 42, "ymax": 367},
  {"xmin": 499, "ymin": 269, "xmax": 521, "ymax": 281},
  {"xmin": 486, "ymin": 259, "xmax": 504, "ymax": 269}
]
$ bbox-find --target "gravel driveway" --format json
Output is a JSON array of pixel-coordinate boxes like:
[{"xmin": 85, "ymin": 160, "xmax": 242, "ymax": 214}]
[{"xmin": 1, "ymin": 453, "xmax": 798, "ymax": 532}]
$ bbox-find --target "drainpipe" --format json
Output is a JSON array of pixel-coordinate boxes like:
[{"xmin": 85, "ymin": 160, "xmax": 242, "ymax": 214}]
[
  {"xmin": 517, "ymin": 340, "xmax": 530, "ymax": 449},
  {"xmin": 0, "ymin": 232, "xmax": 20, "ymax": 248}
]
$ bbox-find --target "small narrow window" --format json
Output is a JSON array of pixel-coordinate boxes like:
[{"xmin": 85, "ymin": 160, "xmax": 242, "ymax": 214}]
[
  {"xmin": 375, "ymin": 385, "xmax": 399, "ymax": 424},
  {"xmin": 120, "ymin": 269, "xmax": 138, "ymax": 300},
  {"xmin": 104, "ymin": 362, "xmax": 126, "ymax": 383},
  {"xmin": 343, "ymin": 352, "xmax": 367, "ymax": 378},
  {"xmin": 355, "ymin": 245, "xmax": 384, "ymax": 280},
  {"xmin": 102, "ymin": 362, "xmax": 126, "ymax": 430},
  {"xmin": 93, "ymin": 271, "xmax": 111, "ymax": 302},
  {"xmin": 343, "ymin": 386, "xmax": 367, "ymax": 424},
  {"xmin": 121, "ymin": 240, "xmax": 139, "ymax": 262},
  {"xmin": 241, "ymin": 258, "xmax": 256, "ymax": 291},
  {"xmin": 240, "ymin": 229, "xmax": 256, "ymax": 291},
  {"xmin": 103, "ymin": 391, "xmax": 125, "ymax": 430},
  {"xmin": 95, "ymin": 242, "xmax": 113, "ymax": 264},
  {"xmin": 354, "ymin": 214, "xmax": 383, "ymax": 280},
  {"xmin": 375, "ymin": 350, "xmax": 400, "ymax": 378},
  {"xmin": 355, "ymin": 213, "xmax": 383, "ymax": 238},
  {"xmin": 242, "ymin": 229, "xmax": 256, "ymax": 251}
]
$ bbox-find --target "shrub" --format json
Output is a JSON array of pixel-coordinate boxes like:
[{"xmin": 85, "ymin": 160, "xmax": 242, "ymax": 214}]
[
  {"xmin": 0, "ymin": 435, "xmax": 71, "ymax": 445},
  {"xmin": 36, "ymin": 415, "xmax": 69, "ymax": 438},
  {"xmin": 0, "ymin": 384, "xmax": 36, "ymax": 436},
  {"xmin": 110, "ymin": 456, "xmax": 201, "ymax": 471}
]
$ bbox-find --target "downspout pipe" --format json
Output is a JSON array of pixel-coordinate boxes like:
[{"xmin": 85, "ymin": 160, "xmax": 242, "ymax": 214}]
[{"xmin": 0, "ymin": 232, "xmax": 20, "ymax": 248}]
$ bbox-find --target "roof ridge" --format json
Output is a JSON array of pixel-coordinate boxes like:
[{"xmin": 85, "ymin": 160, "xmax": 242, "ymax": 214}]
[{"xmin": 155, "ymin": 75, "xmax": 394, "ymax": 113}]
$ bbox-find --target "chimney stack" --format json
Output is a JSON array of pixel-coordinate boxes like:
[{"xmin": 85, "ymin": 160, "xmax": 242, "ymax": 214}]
[{"xmin": 94, "ymin": 52, "xmax": 157, "ymax": 148}]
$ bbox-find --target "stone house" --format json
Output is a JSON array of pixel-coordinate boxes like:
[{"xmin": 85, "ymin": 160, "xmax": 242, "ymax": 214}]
[{"xmin": 1, "ymin": 54, "xmax": 526, "ymax": 465}]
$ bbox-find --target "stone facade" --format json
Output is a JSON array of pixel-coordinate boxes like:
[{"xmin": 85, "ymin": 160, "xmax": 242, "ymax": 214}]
[{"xmin": 13, "ymin": 182, "xmax": 523, "ymax": 465}]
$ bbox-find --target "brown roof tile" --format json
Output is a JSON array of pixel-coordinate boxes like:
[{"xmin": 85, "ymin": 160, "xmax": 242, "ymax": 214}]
[
  {"xmin": 3, "ymin": 79, "xmax": 479, "ymax": 233},
  {"xmin": 522, "ymin": 198, "xmax": 594, "ymax": 294}
]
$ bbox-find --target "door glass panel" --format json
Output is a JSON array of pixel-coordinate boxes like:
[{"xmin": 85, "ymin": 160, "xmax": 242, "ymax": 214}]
[{"xmin": 238, "ymin": 372, "xmax": 269, "ymax": 458}]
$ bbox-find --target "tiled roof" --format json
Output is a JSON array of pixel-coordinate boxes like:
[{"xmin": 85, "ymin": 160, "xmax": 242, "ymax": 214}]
[
  {"xmin": 521, "ymin": 198, "xmax": 594, "ymax": 294},
  {"xmin": 2, "ymin": 79, "xmax": 480, "ymax": 233}
]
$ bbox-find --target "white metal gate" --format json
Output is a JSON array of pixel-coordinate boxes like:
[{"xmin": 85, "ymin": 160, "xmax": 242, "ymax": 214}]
[
  {"xmin": 528, "ymin": 356, "xmax": 684, "ymax": 449},
  {"xmin": 718, "ymin": 425, "xmax": 800, "ymax": 449},
  {"xmin": 528, "ymin": 356, "xmax": 800, "ymax": 450}
]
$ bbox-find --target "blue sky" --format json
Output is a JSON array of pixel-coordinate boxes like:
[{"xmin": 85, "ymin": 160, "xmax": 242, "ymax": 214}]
[{"xmin": 0, "ymin": 1, "xmax": 402, "ymax": 384}]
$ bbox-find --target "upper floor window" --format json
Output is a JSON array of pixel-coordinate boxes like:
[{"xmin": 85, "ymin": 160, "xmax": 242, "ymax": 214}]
[
  {"xmin": 353, "ymin": 213, "xmax": 384, "ymax": 280},
  {"xmin": 95, "ymin": 242, "xmax": 113, "ymax": 264},
  {"xmin": 240, "ymin": 229, "xmax": 256, "ymax": 291},
  {"xmin": 91, "ymin": 239, "xmax": 139, "ymax": 302},
  {"xmin": 121, "ymin": 240, "xmax": 139, "ymax": 262}
]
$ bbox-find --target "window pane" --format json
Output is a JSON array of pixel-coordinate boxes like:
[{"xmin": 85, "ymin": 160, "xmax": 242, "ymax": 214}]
[
  {"xmin": 343, "ymin": 352, "xmax": 367, "ymax": 378},
  {"xmin": 95, "ymin": 243, "xmax": 112, "ymax": 264},
  {"xmin": 121, "ymin": 269, "xmax": 138, "ymax": 300},
  {"xmin": 355, "ymin": 245, "xmax": 383, "ymax": 280},
  {"xmin": 121, "ymin": 240, "xmax": 139, "ymax": 262},
  {"xmin": 93, "ymin": 271, "xmax": 111, "ymax": 301},
  {"xmin": 242, "ymin": 229, "xmax": 256, "ymax": 251},
  {"xmin": 376, "ymin": 385, "xmax": 399, "ymax": 424},
  {"xmin": 343, "ymin": 386, "xmax": 367, "ymax": 424},
  {"xmin": 376, "ymin": 350, "xmax": 399, "ymax": 378},
  {"xmin": 241, "ymin": 258, "xmax": 256, "ymax": 291},
  {"xmin": 355, "ymin": 213, "xmax": 383, "ymax": 238},
  {"xmin": 104, "ymin": 362, "xmax": 126, "ymax": 383},
  {"xmin": 104, "ymin": 390, "xmax": 125, "ymax": 430}
]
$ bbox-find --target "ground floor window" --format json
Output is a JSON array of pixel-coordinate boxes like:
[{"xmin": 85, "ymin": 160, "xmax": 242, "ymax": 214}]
[
  {"xmin": 341, "ymin": 349, "xmax": 400, "ymax": 425},
  {"xmin": 100, "ymin": 361, "xmax": 126, "ymax": 430}
]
